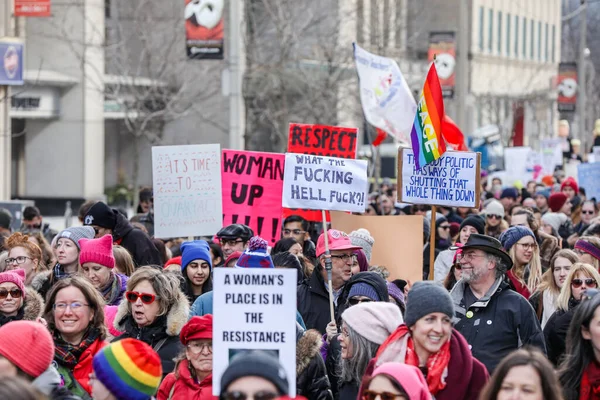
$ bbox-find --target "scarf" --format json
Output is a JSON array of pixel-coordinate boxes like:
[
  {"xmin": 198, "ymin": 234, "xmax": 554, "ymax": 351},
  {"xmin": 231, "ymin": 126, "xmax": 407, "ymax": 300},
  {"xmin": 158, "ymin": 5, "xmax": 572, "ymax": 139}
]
[
  {"xmin": 541, "ymin": 290, "xmax": 557, "ymax": 329},
  {"xmin": 53, "ymin": 263, "xmax": 72, "ymax": 281},
  {"xmin": 100, "ymin": 273, "xmax": 121, "ymax": 305},
  {"xmin": 53, "ymin": 327, "xmax": 101, "ymax": 369},
  {"xmin": 580, "ymin": 360, "xmax": 600, "ymax": 400},
  {"xmin": 375, "ymin": 325, "xmax": 451, "ymax": 395},
  {"xmin": 506, "ymin": 269, "xmax": 531, "ymax": 299},
  {"xmin": 0, "ymin": 307, "xmax": 24, "ymax": 327}
]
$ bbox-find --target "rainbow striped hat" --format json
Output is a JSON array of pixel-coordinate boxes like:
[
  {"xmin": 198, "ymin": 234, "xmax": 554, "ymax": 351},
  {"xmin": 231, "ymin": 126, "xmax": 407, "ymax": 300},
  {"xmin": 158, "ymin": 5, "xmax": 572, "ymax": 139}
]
[{"xmin": 92, "ymin": 338, "xmax": 162, "ymax": 400}]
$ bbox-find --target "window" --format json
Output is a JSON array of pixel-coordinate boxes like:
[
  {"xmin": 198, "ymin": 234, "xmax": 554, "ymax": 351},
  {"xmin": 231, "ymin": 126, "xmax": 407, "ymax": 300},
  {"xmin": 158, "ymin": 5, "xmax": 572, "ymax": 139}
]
[
  {"xmin": 479, "ymin": 7, "xmax": 485, "ymax": 51},
  {"xmin": 523, "ymin": 17, "xmax": 527, "ymax": 58},
  {"xmin": 538, "ymin": 21, "xmax": 542, "ymax": 61},
  {"xmin": 395, "ymin": 0, "xmax": 403, "ymax": 48},
  {"xmin": 545, "ymin": 23, "xmax": 549, "ymax": 61},
  {"xmin": 488, "ymin": 8, "xmax": 493, "ymax": 51},
  {"xmin": 383, "ymin": 0, "xmax": 390, "ymax": 45},
  {"xmin": 357, "ymin": 0, "xmax": 364, "ymax": 44},
  {"xmin": 514, "ymin": 15, "xmax": 519, "ymax": 57},
  {"xmin": 506, "ymin": 13, "xmax": 511, "ymax": 56},
  {"xmin": 498, "ymin": 11, "xmax": 502, "ymax": 53},
  {"xmin": 370, "ymin": 0, "xmax": 379, "ymax": 46},
  {"xmin": 530, "ymin": 20, "xmax": 534, "ymax": 59},
  {"xmin": 105, "ymin": 0, "xmax": 110, "ymax": 18},
  {"xmin": 552, "ymin": 25, "xmax": 556, "ymax": 62}
]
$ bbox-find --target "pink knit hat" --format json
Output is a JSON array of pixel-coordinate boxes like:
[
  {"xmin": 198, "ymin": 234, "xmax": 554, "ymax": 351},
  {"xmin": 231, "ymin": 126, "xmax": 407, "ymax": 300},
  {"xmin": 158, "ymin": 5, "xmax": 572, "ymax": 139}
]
[
  {"xmin": 371, "ymin": 362, "xmax": 430, "ymax": 400},
  {"xmin": 79, "ymin": 234, "xmax": 115, "ymax": 268},
  {"xmin": 104, "ymin": 305, "xmax": 124, "ymax": 338},
  {"xmin": 0, "ymin": 269, "xmax": 26, "ymax": 299}
]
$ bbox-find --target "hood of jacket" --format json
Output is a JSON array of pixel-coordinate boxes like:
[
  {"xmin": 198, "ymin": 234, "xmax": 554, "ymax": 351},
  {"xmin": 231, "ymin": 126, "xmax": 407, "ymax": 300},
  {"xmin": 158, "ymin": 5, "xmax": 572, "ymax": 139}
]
[
  {"xmin": 450, "ymin": 276, "xmax": 507, "ymax": 320},
  {"xmin": 176, "ymin": 359, "xmax": 213, "ymax": 390},
  {"xmin": 32, "ymin": 365, "xmax": 62, "ymax": 395},
  {"xmin": 23, "ymin": 287, "xmax": 44, "ymax": 321},
  {"xmin": 112, "ymin": 211, "xmax": 134, "ymax": 241},
  {"xmin": 296, "ymin": 329, "xmax": 323, "ymax": 377},
  {"xmin": 114, "ymin": 286, "xmax": 189, "ymax": 337}
]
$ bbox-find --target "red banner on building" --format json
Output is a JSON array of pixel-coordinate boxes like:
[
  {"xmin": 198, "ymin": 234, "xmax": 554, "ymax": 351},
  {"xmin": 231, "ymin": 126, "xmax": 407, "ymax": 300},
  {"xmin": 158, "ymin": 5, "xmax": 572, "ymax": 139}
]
[
  {"xmin": 14, "ymin": 0, "xmax": 51, "ymax": 17},
  {"xmin": 428, "ymin": 32, "xmax": 456, "ymax": 99},
  {"xmin": 557, "ymin": 62, "xmax": 577, "ymax": 113},
  {"xmin": 185, "ymin": 0, "xmax": 224, "ymax": 59},
  {"xmin": 285, "ymin": 123, "xmax": 359, "ymax": 222}
]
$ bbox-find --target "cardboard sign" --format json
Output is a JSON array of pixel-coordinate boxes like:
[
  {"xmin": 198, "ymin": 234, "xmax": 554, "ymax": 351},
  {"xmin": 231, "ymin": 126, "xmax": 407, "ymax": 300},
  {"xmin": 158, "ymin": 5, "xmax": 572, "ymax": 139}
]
[
  {"xmin": 287, "ymin": 123, "xmax": 358, "ymax": 159},
  {"xmin": 222, "ymin": 150, "xmax": 284, "ymax": 246},
  {"xmin": 152, "ymin": 144, "xmax": 222, "ymax": 239},
  {"xmin": 398, "ymin": 149, "xmax": 481, "ymax": 208},
  {"xmin": 213, "ymin": 268, "xmax": 297, "ymax": 396},
  {"xmin": 579, "ymin": 163, "xmax": 600, "ymax": 201},
  {"xmin": 282, "ymin": 154, "xmax": 369, "ymax": 213},
  {"xmin": 331, "ymin": 212, "xmax": 424, "ymax": 283}
]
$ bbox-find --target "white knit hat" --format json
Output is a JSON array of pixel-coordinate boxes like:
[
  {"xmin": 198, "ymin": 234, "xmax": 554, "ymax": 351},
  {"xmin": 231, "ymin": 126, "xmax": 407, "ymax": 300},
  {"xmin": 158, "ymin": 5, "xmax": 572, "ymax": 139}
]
[
  {"xmin": 484, "ymin": 199, "xmax": 505, "ymax": 219},
  {"xmin": 342, "ymin": 302, "xmax": 403, "ymax": 345},
  {"xmin": 541, "ymin": 212, "xmax": 568, "ymax": 233},
  {"xmin": 349, "ymin": 228, "xmax": 375, "ymax": 262}
]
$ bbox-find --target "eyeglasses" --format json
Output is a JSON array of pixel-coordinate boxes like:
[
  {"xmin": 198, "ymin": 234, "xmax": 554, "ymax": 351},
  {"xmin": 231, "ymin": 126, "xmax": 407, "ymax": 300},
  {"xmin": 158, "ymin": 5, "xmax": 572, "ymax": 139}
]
[
  {"xmin": 516, "ymin": 243, "xmax": 538, "ymax": 251},
  {"xmin": 4, "ymin": 256, "xmax": 32, "ymax": 266},
  {"xmin": 362, "ymin": 390, "xmax": 406, "ymax": 400},
  {"xmin": 572, "ymin": 278, "xmax": 598, "ymax": 289},
  {"xmin": 187, "ymin": 342, "xmax": 212, "ymax": 354},
  {"xmin": 487, "ymin": 214, "xmax": 503, "ymax": 220},
  {"xmin": 0, "ymin": 288, "xmax": 22, "ymax": 299},
  {"xmin": 348, "ymin": 297, "xmax": 373, "ymax": 306},
  {"xmin": 221, "ymin": 391, "xmax": 278, "ymax": 400},
  {"xmin": 53, "ymin": 302, "xmax": 89, "ymax": 312},
  {"xmin": 330, "ymin": 254, "xmax": 354, "ymax": 262},
  {"xmin": 282, "ymin": 229, "xmax": 305, "ymax": 236},
  {"xmin": 582, "ymin": 210, "xmax": 596, "ymax": 215},
  {"xmin": 125, "ymin": 291, "xmax": 159, "ymax": 304},
  {"xmin": 439, "ymin": 225, "xmax": 451, "ymax": 230},
  {"xmin": 457, "ymin": 253, "xmax": 487, "ymax": 263},
  {"xmin": 220, "ymin": 239, "xmax": 244, "ymax": 247}
]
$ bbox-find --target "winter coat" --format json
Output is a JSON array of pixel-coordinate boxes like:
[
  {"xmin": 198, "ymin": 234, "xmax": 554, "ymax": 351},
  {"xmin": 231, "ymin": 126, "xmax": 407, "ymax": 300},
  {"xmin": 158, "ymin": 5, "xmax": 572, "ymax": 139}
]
[
  {"xmin": 33, "ymin": 365, "xmax": 82, "ymax": 400},
  {"xmin": 296, "ymin": 327, "xmax": 333, "ymax": 400},
  {"xmin": 55, "ymin": 338, "xmax": 107, "ymax": 397},
  {"xmin": 112, "ymin": 211, "xmax": 161, "ymax": 267},
  {"xmin": 31, "ymin": 269, "xmax": 60, "ymax": 301},
  {"xmin": 157, "ymin": 359, "xmax": 213, "ymax": 400},
  {"xmin": 450, "ymin": 277, "xmax": 546, "ymax": 373},
  {"xmin": 0, "ymin": 287, "xmax": 44, "ymax": 327},
  {"xmin": 297, "ymin": 267, "xmax": 348, "ymax": 335},
  {"xmin": 113, "ymin": 287, "xmax": 189, "ymax": 378},
  {"xmin": 362, "ymin": 329, "xmax": 489, "ymax": 400},
  {"xmin": 543, "ymin": 297, "xmax": 579, "ymax": 366},
  {"xmin": 538, "ymin": 231, "xmax": 559, "ymax": 272}
]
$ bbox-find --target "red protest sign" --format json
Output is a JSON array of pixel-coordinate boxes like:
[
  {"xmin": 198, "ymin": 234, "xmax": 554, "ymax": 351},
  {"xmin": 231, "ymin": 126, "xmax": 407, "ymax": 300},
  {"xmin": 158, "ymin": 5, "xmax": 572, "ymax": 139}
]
[
  {"xmin": 14, "ymin": 0, "xmax": 51, "ymax": 16},
  {"xmin": 222, "ymin": 150, "xmax": 284, "ymax": 246},
  {"xmin": 286, "ymin": 123, "xmax": 359, "ymax": 222}
]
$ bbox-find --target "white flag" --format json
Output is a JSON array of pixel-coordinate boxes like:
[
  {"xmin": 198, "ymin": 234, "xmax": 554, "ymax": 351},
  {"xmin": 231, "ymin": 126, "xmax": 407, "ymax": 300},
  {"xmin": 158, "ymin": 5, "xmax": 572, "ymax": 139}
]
[{"xmin": 353, "ymin": 43, "xmax": 417, "ymax": 143}]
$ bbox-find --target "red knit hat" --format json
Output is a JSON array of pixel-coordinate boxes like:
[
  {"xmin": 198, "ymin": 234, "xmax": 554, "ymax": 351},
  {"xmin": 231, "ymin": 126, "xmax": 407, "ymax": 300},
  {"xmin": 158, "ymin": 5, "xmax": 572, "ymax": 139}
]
[
  {"xmin": 0, "ymin": 321, "xmax": 54, "ymax": 378},
  {"xmin": 561, "ymin": 177, "xmax": 579, "ymax": 194},
  {"xmin": 548, "ymin": 192, "xmax": 569, "ymax": 213},
  {"xmin": 79, "ymin": 234, "xmax": 115, "ymax": 268},
  {"xmin": 0, "ymin": 269, "xmax": 26, "ymax": 299},
  {"xmin": 179, "ymin": 315, "xmax": 213, "ymax": 345},
  {"xmin": 164, "ymin": 256, "xmax": 182, "ymax": 269}
]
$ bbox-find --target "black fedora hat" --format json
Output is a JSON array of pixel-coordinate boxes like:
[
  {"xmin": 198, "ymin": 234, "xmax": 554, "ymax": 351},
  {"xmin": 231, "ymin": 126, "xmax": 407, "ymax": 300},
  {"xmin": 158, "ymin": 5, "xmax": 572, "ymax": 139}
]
[{"xmin": 461, "ymin": 234, "xmax": 513, "ymax": 269}]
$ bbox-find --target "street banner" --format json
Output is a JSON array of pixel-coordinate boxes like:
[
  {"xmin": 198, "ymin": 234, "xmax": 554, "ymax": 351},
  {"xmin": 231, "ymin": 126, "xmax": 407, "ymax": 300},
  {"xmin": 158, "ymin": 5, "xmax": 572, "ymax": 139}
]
[
  {"xmin": 428, "ymin": 31, "xmax": 456, "ymax": 98},
  {"xmin": 14, "ymin": 0, "xmax": 50, "ymax": 16},
  {"xmin": 282, "ymin": 154, "xmax": 369, "ymax": 213},
  {"xmin": 185, "ymin": 0, "xmax": 224, "ymax": 59},
  {"xmin": 222, "ymin": 150, "xmax": 284, "ymax": 246},
  {"xmin": 578, "ymin": 163, "xmax": 600, "ymax": 201},
  {"xmin": 213, "ymin": 268, "xmax": 297, "ymax": 396},
  {"xmin": 152, "ymin": 144, "xmax": 222, "ymax": 239},
  {"xmin": 331, "ymin": 212, "xmax": 424, "ymax": 283},
  {"xmin": 557, "ymin": 62, "xmax": 577, "ymax": 113},
  {"xmin": 398, "ymin": 148, "xmax": 481, "ymax": 208},
  {"xmin": 353, "ymin": 43, "xmax": 417, "ymax": 143},
  {"xmin": 0, "ymin": 41, "xmax": 23, "ymax": 85}
]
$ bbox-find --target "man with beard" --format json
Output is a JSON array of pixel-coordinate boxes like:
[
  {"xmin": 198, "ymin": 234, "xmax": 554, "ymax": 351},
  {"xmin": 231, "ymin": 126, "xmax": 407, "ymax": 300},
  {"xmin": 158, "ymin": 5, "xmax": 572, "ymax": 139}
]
[{"xmin": 449, "ymin": 234, "xmax": 546, "ymax": 373}]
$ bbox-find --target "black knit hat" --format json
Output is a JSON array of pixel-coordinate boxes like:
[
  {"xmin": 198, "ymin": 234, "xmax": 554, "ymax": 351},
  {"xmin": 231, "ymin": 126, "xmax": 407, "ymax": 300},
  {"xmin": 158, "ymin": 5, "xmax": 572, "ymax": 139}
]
[
  {"xmin": 460, "ymin": 215, "xmax": 485, "ymax": 235},
  {"xmin": 83, "ymin": 202, "xmax": 117, "ymax": 229},
  {"xmin": 220, "ymin": 350, "xmax": 288, "ymax": 395}
]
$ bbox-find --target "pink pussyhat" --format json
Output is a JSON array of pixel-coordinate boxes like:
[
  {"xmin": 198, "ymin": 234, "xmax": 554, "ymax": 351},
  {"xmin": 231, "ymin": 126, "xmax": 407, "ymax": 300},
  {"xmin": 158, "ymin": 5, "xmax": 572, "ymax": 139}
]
[
  {"xmin": 79, "ymin": 234, "xmax": 115, "ymax": 268},
  {"xmin": 104, "ymin": 305, "xmax": 124, "ymax": 338}
]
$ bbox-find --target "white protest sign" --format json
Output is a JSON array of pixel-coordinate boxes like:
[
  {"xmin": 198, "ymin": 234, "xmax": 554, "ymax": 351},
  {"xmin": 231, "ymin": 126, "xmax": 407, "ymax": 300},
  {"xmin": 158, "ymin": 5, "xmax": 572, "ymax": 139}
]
[
  {"xmin": 541, "ymin": 139, "xmax": 564, "ymax": 174},
  {"xmin": 282, "ymin": 153, "xmax": 369, "ymax": 213},
  {"xmin": 503, "ymin": 146, "xmax": 535, "ymax": 185},
  {"xmin": 152, "ymin": 144, "xmax": 222, "ymax": 238},
  {"xmin": 213, "ymin": 268, "xmax": 297, "ymax": 396},
  {"xmin": 399, "ymin": 149, "xmax": 481, "ymax": 208}
]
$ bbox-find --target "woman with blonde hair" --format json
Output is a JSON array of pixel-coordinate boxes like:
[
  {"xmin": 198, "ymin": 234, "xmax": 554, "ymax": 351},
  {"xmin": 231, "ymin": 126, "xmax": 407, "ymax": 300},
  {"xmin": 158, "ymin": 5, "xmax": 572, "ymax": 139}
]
[
  {"xmin": 529, "ymin": 249, "xmax": 579, "ymax": 328},
  {"xmin": 499, "ymin": 226, "xmax": 543, "ymax": 299},
  {"xmin": 112, "ymin": 245, "xmax": 135, "ymax": 277},
  {"xmin": 544, "ymin": 263, "xmax": 600, "ymax": 365},
  {"xmin": 4, "ymin": 232, "xmax": 44, "ymax": 286}
]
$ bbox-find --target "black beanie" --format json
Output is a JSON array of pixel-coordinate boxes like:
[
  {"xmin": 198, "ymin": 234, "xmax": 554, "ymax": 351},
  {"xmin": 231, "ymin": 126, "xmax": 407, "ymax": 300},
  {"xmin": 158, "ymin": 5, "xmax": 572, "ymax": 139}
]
[
  {"xmin": 83, "ymin": 202, "xmax": 117, "ymax": 229},
  {"xmin": 460, "ymin": 215, "xmax": 485, "ymax": 235},
  {"xmin": 220, "ymin": 350, "xmax": 288, "ymax": 395}
]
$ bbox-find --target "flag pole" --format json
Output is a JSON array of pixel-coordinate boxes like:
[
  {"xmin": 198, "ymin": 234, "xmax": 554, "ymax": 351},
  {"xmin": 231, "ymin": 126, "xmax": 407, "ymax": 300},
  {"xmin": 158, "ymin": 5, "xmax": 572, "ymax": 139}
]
[
  {"xmin": 429, "ymin": 206, "xmax": 437, "ymax": 280},
  {"xmin": 322, "ymin": 210, "xmax": 336, "ymax": 323}
]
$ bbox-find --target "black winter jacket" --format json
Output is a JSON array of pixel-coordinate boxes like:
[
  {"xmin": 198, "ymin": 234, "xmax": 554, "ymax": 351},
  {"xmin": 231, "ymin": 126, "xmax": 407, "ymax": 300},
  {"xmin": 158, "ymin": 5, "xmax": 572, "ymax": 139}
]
[
  {"xmin": 297, "ymin": 268, "xmax": 348, "ymax": 335},
  {"xmin": 543, "ymin": 297, "xmax": 579, "ymax": 366},
  {"xmin": 450, "ymin": 277, "xmax": 546, "ymax": 373},
  {"xmin": 296, "ymin": 325, "xmax": 333, "ymax": 400},
  {"xmin": 113, "ymin": 212, "xmax": 161, "ymax": 267}
]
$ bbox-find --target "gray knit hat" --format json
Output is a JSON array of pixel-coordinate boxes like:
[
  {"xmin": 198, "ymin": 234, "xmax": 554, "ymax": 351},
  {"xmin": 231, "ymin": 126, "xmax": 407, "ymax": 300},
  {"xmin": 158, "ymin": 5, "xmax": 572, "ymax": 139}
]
[
  {"xmin": 349, "ymin": 229, "xmax": 375, "ymax": 262},
  {"xmin": 405, "ymin": 281, "xmax": 454, "ymax": 326},
  {"xmin": 55, "ymin": 226, "xmax": 96, "ymax": 250}
]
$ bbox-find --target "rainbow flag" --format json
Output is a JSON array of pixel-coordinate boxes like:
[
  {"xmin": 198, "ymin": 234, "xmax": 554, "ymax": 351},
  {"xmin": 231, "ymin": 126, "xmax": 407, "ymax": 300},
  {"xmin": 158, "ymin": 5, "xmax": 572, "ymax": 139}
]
[{"xmin": 410, "ymin": 63, "xmax": 447, "ymax": 169}]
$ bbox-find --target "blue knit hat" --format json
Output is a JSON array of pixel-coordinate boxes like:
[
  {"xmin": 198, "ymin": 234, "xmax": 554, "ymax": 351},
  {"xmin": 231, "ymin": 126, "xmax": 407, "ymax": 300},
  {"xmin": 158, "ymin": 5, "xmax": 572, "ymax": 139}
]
[
  {"xmin": 499, "ymin": 226, "xmax": 536, "ymax": 252},
  {"xmin": 348, "ymin": 282, "xmax": 381, "ymax": 301},
  {"xmin": 181, "ymin": 240, "xmax": 212, "ymax": 272},
  {"xmin": 235, "ymin": 237, "xmax": 274, "ymax": 269}
]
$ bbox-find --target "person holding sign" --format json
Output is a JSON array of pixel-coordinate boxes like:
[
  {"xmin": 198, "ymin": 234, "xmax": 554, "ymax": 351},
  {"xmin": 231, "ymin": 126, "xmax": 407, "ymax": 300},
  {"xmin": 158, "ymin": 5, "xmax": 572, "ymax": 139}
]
[
  {"xmin": 216, "ymin": 224, "xmax": 254, "ymax": 259},
  {"xmin": 180, "ymin": 240, "xmax": 213, "ymax": 305}
]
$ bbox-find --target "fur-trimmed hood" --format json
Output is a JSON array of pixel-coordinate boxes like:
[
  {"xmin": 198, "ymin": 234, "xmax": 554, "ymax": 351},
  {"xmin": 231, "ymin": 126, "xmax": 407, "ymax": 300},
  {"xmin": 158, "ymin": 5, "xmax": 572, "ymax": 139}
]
[
  {"xmin": 23, "ymin": 287, "xmax": 44, "ymax": 321},
  {"xmin": 296, "ymin": 329, "xmax": 323, "ymax": 376},
  {"xmin": 114, "ymin": 288, "xmax": 190, "ymax": 337},
  {"xmin": 30, "ymin": 270, "xmax": 52, "ymax": 292}
]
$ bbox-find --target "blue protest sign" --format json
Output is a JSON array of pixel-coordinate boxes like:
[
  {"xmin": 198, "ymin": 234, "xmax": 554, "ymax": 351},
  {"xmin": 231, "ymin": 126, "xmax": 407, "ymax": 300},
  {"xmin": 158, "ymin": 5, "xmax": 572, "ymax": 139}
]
[{"xmin": 578, "ymin": 163, "xmax": 600, "ymax": 201}]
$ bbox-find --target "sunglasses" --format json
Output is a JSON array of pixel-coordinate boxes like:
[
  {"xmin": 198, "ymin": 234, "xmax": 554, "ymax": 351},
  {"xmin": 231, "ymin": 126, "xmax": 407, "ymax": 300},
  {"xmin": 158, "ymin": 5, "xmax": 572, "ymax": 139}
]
[
  {"xmin": 362, "ymin": 390, "xmax": 405, "ymax": 400},
  {"xmin": 439, "ymin": 225, "xmax": 451, "ymax": 230},
  {"xmin": 221, "ymin": 391, "xmax": 278, "ymax": 400},
  {"xmin": 487, "ymin": 214, "xmax": 502, "ymax": 220},
  {"xmin": 0, "ymin": 288, "xmax": 22, "ymax": 299},
  {"xmin": 582, "ymin": 210, "xmax": 595, "ymax": 215},
  {"xmin": 572, "ymin": 279, "xmax": 598, "ymax": 289},
  {"xmin": 348, "ymin": 297, "xmax": 373, "ymax": 306},
  {"xmin": 125, "ymin": 291, "xmax": 159, "ymax": 304}
]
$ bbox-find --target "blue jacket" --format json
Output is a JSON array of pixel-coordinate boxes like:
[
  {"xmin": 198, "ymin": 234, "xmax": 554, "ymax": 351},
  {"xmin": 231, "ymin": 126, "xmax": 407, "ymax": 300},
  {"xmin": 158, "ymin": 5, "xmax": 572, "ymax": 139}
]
[{"xmin": 190, "ymin": 291, "xmax": 307, "ymax": 329}]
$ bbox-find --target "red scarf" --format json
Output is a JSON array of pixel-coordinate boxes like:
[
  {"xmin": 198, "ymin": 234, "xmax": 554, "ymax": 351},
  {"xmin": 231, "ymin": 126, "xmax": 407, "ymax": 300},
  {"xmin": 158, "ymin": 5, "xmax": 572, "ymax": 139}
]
[
  {"xmin": 376, "ymin": 325, "xmax": 451, "ymax": 394},
  {"xmin": 580, "ymin": 361, "xmax": 600, "ymax": 400},
  {"xmin": 507, "ymin": 269, "xmax": 531, "ymax": 299}
]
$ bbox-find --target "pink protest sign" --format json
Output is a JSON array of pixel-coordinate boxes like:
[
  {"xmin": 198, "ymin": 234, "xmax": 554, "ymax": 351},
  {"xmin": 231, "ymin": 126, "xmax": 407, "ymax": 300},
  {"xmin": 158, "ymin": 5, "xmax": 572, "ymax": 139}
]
[{"xmin": 222, "ymin": 150, "xmax": 284, "ymax": 246}]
